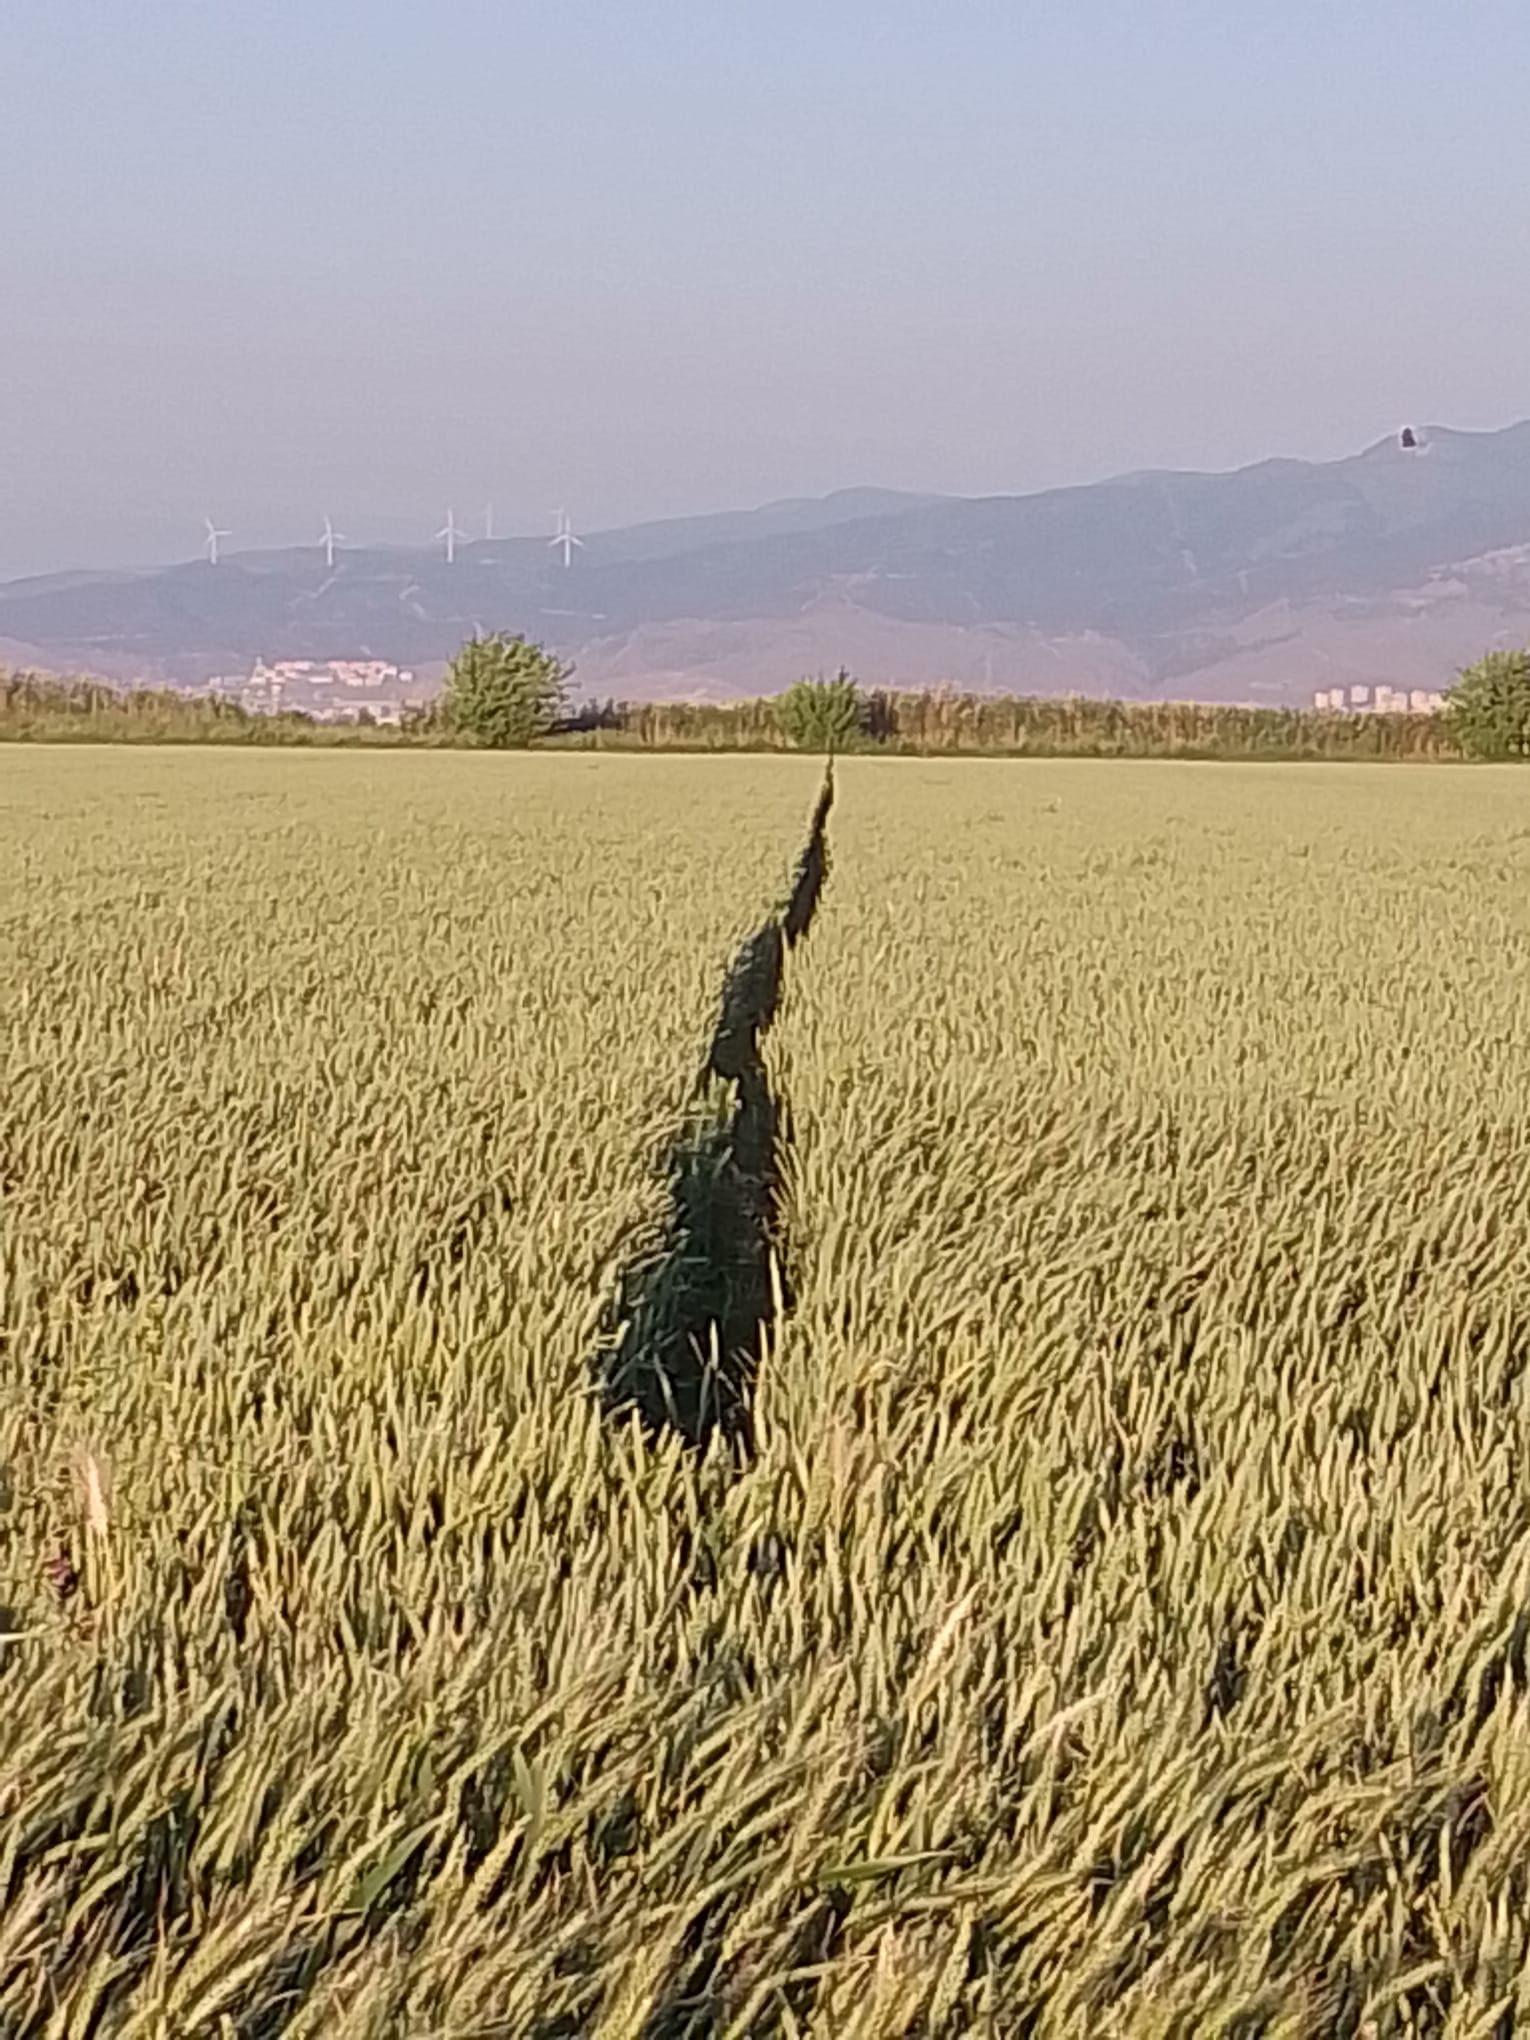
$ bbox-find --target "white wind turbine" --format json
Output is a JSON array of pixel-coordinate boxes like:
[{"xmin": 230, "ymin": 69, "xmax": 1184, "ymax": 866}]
[
  {"xmin": 204, "ymin": 517, "xmax": 231, "ymax": 565},
  {"xmin": 436, "ymin": 508, "xmax": 465, "ymax": 564},
  {"xmin": 482, "ymin": 502, "xmax": 496, "ymax": 541},
  {"xmin": 549, "ymin": 507, "xmax": 583, "ymax": 568},
  {"xmin": 318, "ymin": 515, "xmax": 345, "ymax": 569}
]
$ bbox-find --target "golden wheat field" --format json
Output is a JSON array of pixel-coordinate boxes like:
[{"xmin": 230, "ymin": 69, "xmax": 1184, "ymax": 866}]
[{"xmin": 5, "ymin": 745, "xmax": 1530, "ymax": 2038}]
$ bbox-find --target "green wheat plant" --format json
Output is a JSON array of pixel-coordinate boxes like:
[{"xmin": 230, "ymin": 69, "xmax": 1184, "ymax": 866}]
[{"xmin": 4, "ymin": 747, "xmax": 1530, "ymax": 2035}]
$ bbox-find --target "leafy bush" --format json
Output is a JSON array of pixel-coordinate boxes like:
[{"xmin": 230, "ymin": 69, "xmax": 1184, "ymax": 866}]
[
  {"xmin": 440, "ymin": 633, "xmax": 571, "ymax": 748},
  {"xmin": 1444, "ymin": 649, "xmax": 1530, "ymax": 760},
  {"xmin": 775, "ymin": 668, "xmax": 864, "ymax": 752}
]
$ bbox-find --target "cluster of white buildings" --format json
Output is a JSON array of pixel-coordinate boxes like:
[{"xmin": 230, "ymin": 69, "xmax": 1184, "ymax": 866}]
[
  {"xmin": 1311, "ymin": 684, "xmax": 1448, "ymax": 715},
  {"xmin": 241, "ymin": 658, "xmax": 416, "ymax": 693},
  {"xmin": 200, "ymin": 657, "xmax": 420, "ymax": 725}
]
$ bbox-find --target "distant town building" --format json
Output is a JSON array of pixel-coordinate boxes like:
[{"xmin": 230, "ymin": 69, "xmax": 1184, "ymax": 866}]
[
  {"xmin": 198, "ymin": 656, "xmax": 421, "ymax": 720},
  {"xmin": 1311, "ymin": 684, "xmax": 1446, "ymax": 715}
]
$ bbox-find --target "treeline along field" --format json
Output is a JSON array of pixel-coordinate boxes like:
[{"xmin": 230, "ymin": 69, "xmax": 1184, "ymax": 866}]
[
  {"xmin": 5, "ymin": 748, "xmax": 1530, "ymax": 2031},
  {"xmin": 3, "ymin": 665, "xmax": 1462, "ymax": 761},
  {"xmin": 606, "ymin": 689, "xmax": 1460, "ymax": 761}
]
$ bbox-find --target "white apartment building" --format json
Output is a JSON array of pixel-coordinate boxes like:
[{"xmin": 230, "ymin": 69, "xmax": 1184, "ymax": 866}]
[{"xmin": 1312, "ymin": 685, "xmax": 1447, "ymax": 714}]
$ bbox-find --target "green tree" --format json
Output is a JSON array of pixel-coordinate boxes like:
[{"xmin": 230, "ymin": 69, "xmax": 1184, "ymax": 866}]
[
  {"xmin": 1444, "ymin": 649, "xmax": 1530, "ymax": 760},
  {"xmin": 776, "ymin": 668, "xmax": 864, "ymax": 752},
  {"xmin": 441, "ymin": 633, "xmax": 570, "ymax": 748}
]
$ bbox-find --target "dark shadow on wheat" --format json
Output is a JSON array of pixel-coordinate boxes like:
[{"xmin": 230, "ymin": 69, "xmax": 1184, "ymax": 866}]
[
  {"xmin": 782, "ymin": 769, "xmax": 834, "ymax": 946},
  {"xmin": 597, "ymin": 767, "xmax": 834, "ymax": 1455}
]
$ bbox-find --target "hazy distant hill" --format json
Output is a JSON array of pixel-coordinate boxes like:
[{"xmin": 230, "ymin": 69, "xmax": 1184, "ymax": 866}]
[{"xmin": 8, "ymin": 428, "xmax": 1530, "ymax": 704}]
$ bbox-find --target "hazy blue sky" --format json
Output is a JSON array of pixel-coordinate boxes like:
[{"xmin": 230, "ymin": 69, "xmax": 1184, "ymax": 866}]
[{"xmin": 4, "ymin": 0, "xmax": 1528, "ymax": 577}]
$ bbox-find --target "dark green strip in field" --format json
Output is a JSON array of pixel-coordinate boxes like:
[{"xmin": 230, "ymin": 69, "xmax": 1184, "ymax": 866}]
[{"xmin": 598, "ymin": 766, "xmax": 835, "ymax": 1455}]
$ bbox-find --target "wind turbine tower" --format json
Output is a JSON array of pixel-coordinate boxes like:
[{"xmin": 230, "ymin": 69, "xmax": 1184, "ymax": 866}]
[
  {"xmin": 437, "ymin": 508, "xmax": 465, "ymax": 565},
  {"xmin": 482, "ymin": 502, "xmax": 496, "ymax": 541},
  {"xmin": 318, "ymin": 515, "xmax": 345, "ymax": 570},
  {"xmin": 550, "ymin": 508, "xmax": 583, "ymax": 569},
  {"xmin": 204, "ymin": 518, "xmax": 231, "ymax": 566}
]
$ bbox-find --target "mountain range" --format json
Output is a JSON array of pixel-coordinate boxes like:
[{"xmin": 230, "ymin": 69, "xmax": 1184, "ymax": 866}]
[{"xmin": 7, "ymin": 425, "xmax": 1530, "ymax": 705}]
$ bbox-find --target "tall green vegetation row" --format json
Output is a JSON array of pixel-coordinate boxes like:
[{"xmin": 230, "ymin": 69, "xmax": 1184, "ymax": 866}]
[
  {"xmin": 0, "ymin": 662, "xmax": 1472, "ymax": 760},
  {"xmin": 0, "ymin": 669, "xmax": 431, "ymax": 746},
  {"xmin": 613, "ymin": 686, "xmax": 1463, "ymax": 760}
]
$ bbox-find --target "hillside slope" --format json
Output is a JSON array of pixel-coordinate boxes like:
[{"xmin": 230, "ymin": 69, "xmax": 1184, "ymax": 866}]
[{"xmin": 7, "ymin": 426, "xmax": 1530, "ymax": 702}]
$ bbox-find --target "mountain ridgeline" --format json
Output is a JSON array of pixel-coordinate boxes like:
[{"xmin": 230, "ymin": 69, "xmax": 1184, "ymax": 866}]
[{"xmin": 8, "ymin": 425, "xmax": 1530, "ymax": 705}]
